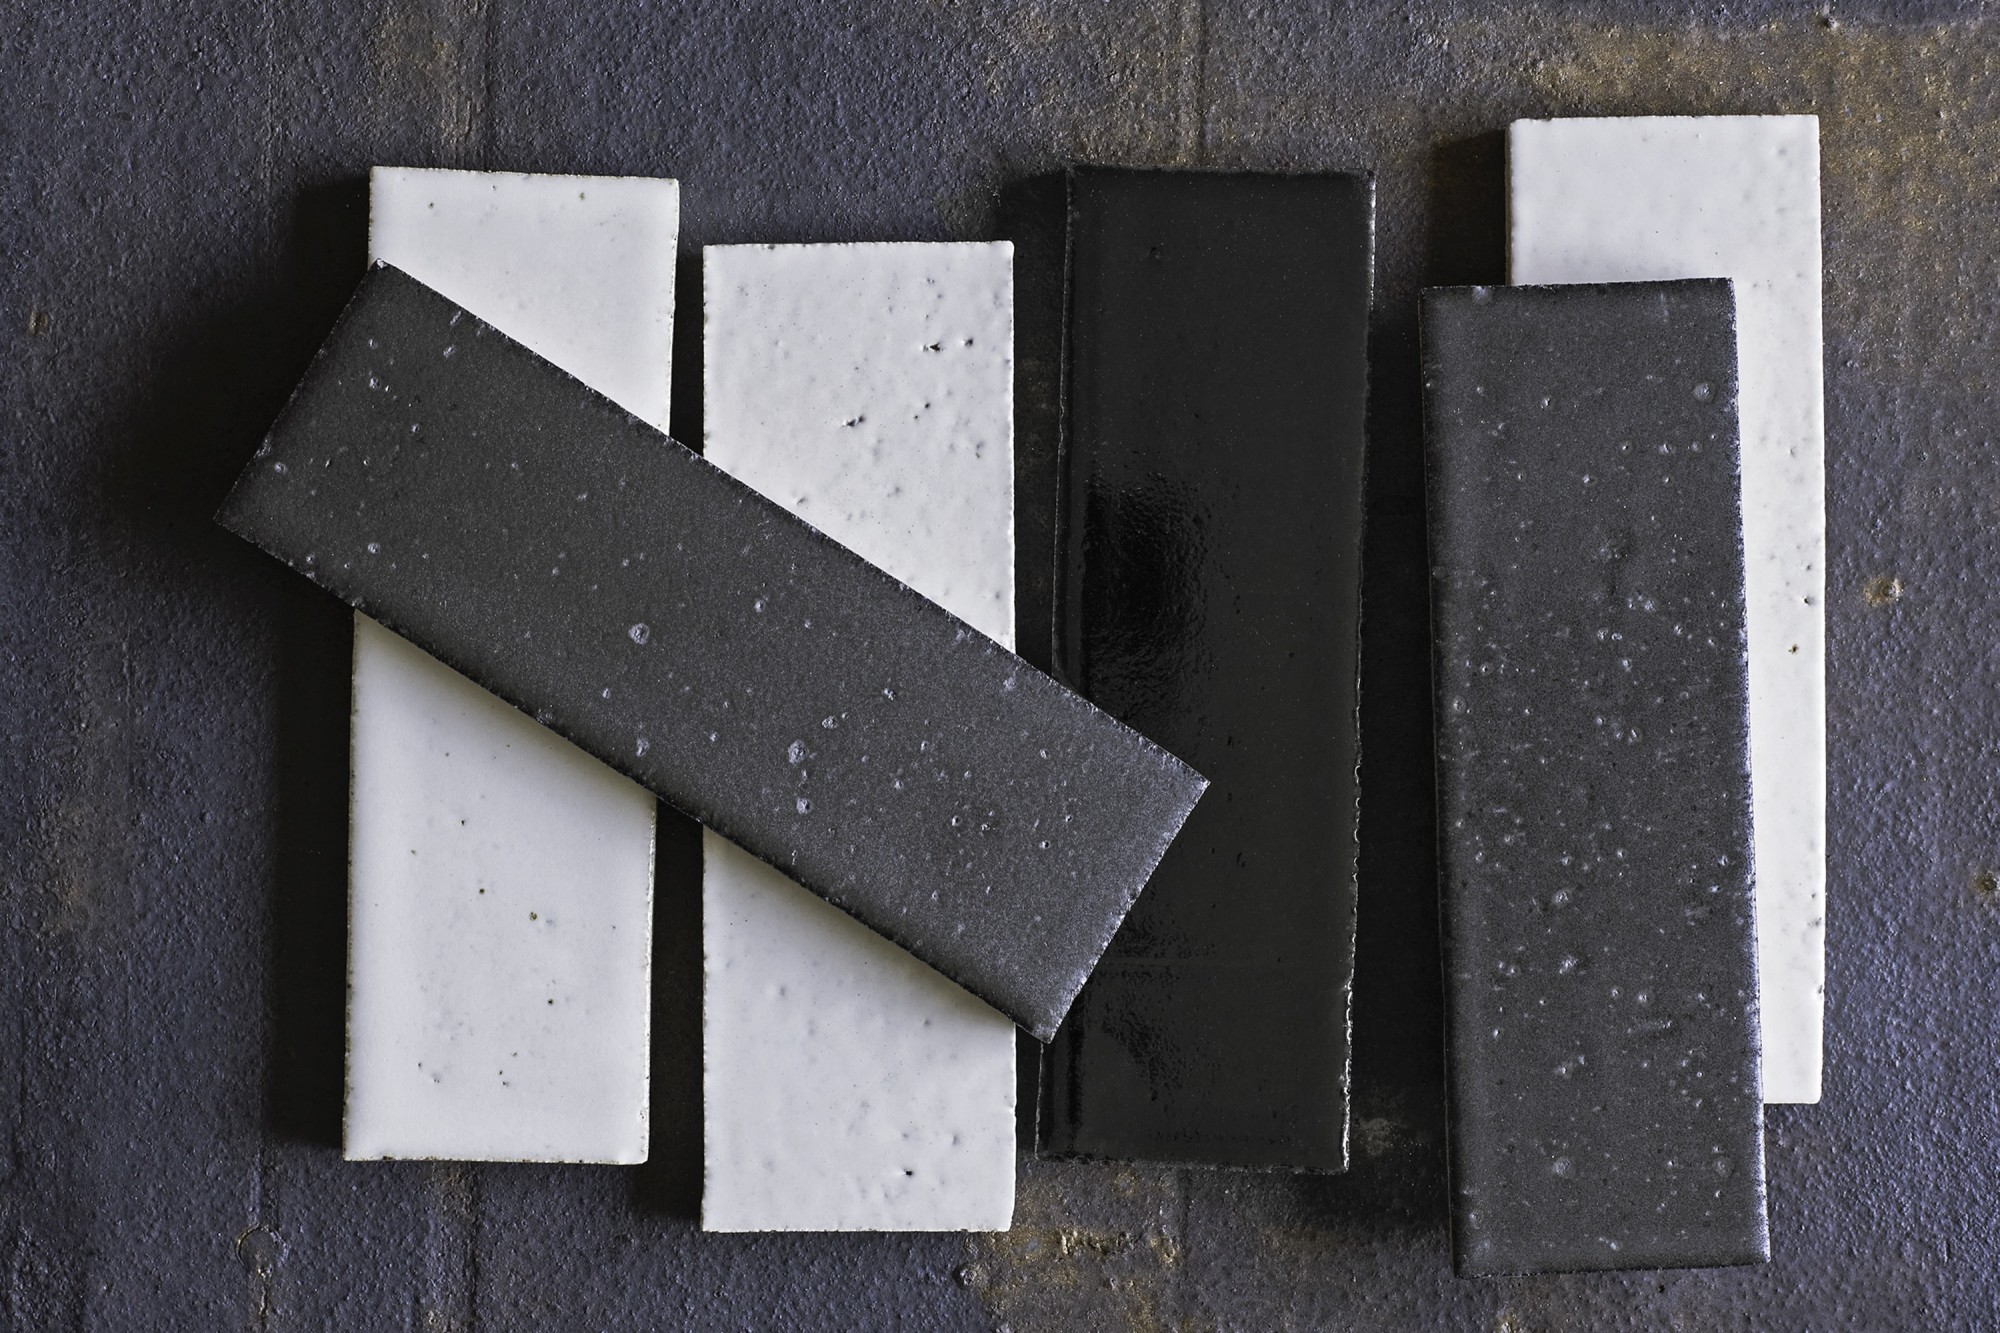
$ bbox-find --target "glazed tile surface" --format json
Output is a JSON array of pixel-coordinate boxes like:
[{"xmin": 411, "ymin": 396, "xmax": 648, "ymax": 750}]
[
  {"xmin": 700, "ymin": 242, "xmax": 1017, "ymax": 1231},
  {"xmin": 1423, "ymin": 280, "xmax": 1767, "ymax": 1276},
  {"xmin": 1040, "ymin": 168, "xmax": 1370, "ymax": 1171},
  {"xmin": 344, "ymin": 168, "xmax": 676, "ymax": 1163}
]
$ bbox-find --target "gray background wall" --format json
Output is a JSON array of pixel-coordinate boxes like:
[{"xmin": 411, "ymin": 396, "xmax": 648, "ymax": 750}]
[{"xmin": 4, "ymin": 2, "xmax": 1995, "ymax": 1327}]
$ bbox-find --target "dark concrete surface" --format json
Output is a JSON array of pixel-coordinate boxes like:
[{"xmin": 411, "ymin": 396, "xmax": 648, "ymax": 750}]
[{"xmin": 4, "ymin": 1, "xmax": 1997, "ymax": 1328}]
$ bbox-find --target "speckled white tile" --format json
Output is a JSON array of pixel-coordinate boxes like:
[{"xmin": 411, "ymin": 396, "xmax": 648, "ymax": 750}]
[
  {"xmin": 1509, "ymin": 116, "xmax": 1825, "ymax": 1104},
  {"xmin": 344, "ymin": 168, "xmax": 677, "ymax": 1162},
  {"xmin": 701, "ymin": 241, "xmax": 1016, "ymax": 1231},
  {"xmin": 346, "ymin": 620, "xmax": 658, "ymax": 1161}
]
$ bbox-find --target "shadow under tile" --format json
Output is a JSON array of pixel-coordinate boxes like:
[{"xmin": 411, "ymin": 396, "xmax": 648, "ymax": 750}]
[
  {"xmin": 632, "ymin": 247, "xmax": 710, "ymax": 1218},
  {"xmin": 998, "ymin": 170, "xmax": 1068, "ymax": 1152},
  {"xmin": 1277, "ymin": 130, "xmax": 1510, "ymax": 1232},
  {"xmin": 631, "ymin": 802, "xmax": 705, "ymax": 1218}
]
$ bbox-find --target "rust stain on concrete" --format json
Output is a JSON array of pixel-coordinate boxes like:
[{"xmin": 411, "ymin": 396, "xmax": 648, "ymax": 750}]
[
  {"xmin": 966, "ymin": 1160, "xmax": 1193, "ymax": 1331},
  {"xmin": 370, "ymin": 0, "xmax": 491, "ymax": 161}
]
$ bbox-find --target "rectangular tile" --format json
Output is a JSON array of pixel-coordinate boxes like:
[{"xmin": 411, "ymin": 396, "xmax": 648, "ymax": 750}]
[
  {"xmin": 700, "ymin": 241, "xmax": 1017, "ymax": 1231},
  {"xmin": 1509, "ymin": 115, "xmax": 1825, "ymax": 1104},
  {"xmin": 217, "ymin": 263, "xmax": 1206, "ymax": 1042},
  {"xmin": 345, "ymin": 168, "xmax": 676, "ymax": 1163},
  {"xmin": 1422, "ymin": 280, "xmax": 1767, "ymax": 1276},
  {"xmin": 1038, "ymin": 167, "xmax": 1370, "ymax": 1170}
]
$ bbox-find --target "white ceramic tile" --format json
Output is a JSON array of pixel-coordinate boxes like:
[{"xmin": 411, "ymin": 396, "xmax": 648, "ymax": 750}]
[
  {"xmin": 1509, "ymin": 116, "xmax": 1825, "ymax": 1104},
  {"xmin": 701, "ymin": 241, "xmax": 1016, "ymax": 1231},
  {"xmin": 345, "ymin": 620, "xmax": 658, "ymax": 1161},
  {"xmin": 343, "ymin": 168, "xmax": 678, "ymax": 1161},
  {"xmin": 701, "ymin": 832, "xmax": 1018, "ymax": 1231}
]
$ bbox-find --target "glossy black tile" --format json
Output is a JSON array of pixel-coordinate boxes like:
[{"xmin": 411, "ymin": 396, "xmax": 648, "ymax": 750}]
[
  {"xmin": 216, "ymin": 263, "xmax": 1207, "ymax": 1043},
  {"xmin": 1039, "ymin": 167, "xmax": 1371, "ymax": 1170},
  {"xmin": 1421, "ymin": 280, "xmax": 1767, "ymax": 1276}
]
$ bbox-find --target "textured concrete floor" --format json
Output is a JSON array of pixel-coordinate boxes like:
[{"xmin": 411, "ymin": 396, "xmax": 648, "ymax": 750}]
[{"xmin": 5, "ymin": 1, "xmax": 1999, "ymax": 1328}]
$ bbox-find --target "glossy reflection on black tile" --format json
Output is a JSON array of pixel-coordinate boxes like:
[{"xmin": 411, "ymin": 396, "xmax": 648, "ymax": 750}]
[
  {"xmin": 1422, "ymin": 281, "xmax": 1767, "ymax": 1277},
  {"xmin": 215, "ymin": 263, "xmax": 1208, "ymax": 1043},
  {"xmin": 1039, "ymin": 167, "xmax": 1371, "ymax": 1171}
]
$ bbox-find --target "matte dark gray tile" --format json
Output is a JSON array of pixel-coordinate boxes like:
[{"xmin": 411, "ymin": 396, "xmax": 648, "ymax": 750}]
[
  {"xmin": 1038, "ymin": 167, "xmax": 1369, "ymax": 1171},
  {"xmin": 1421, "ymin": 279, "xmax": 1768, "ymax": 1276},
  {"xmin": 216, "ymin": 263, "xmax": 1207, "ymax": 1043}
]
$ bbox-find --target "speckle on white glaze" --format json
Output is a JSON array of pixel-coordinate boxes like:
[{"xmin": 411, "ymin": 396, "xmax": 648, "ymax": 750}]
[
  {"xmin": 1509, "ymin": 116, "xmax": 1825, "ymax": 1104},
  {"xmin": 343, "ymin": 168, "xmax": 677, "ymax": 1162},
  {"xmin": 345, "ymin": 618, "xmax": 657, "ymax": 1162},
  {"xmin": 699, "ymin": 241, "xmax": 1016, "ymax": 1231},
  {"xmin": 704, "ymin": 241, "xmax": 1015, "ymax": 644},
  {"xmin": 700, "ymin": 832, "xmax": 1015, "ymax": 1232}
]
